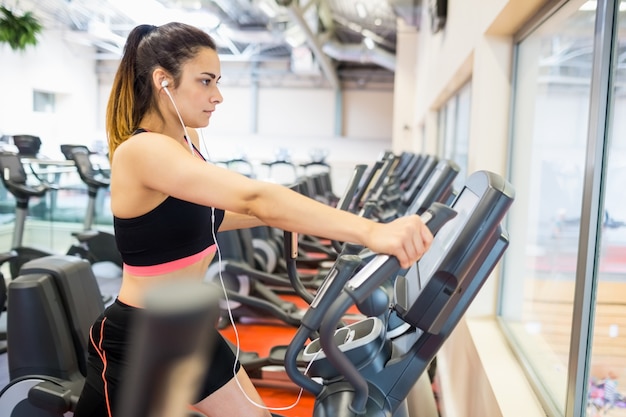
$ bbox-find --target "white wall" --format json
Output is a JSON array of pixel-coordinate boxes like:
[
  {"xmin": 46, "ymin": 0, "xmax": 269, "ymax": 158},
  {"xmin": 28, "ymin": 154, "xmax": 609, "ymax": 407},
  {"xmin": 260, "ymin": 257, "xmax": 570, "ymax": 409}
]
[
  {"xmin": 95, "ymin": 68, "xmax": 396, "ymax": 147},
  {"xmin": 257, "ymin": 87, "xmax": 336, "ymax": 137},
  {"xmin": 0, "ymin": 29, "xmax": 99, "ymax": 159},
  {"xmin": 343, "ymin": 89, "xmax": 395, "ymax": 140},
  {"xmin": 393, "ymin": 19, "xmax": 421, "ymax": 153}
]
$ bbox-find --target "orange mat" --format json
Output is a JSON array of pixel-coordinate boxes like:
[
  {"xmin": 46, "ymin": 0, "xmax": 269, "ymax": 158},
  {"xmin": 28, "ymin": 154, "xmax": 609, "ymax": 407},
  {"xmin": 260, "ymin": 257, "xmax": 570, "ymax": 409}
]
[{"xmin": 219, "ymin": 315, "xmax": 316, "ymax": 417}]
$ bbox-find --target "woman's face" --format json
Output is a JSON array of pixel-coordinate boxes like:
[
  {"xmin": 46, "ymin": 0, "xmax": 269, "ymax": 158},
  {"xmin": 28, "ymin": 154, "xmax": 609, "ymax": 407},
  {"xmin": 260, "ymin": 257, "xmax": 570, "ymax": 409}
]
[{"xmin": 172, "ymin": 47, "xmax": 223, "ymax": 129}]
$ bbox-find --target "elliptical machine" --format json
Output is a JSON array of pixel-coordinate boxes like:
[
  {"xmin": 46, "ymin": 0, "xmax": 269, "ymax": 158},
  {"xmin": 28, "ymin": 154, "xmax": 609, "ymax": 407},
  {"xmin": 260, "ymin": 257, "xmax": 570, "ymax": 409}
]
[
  {"xmin": 0, "ymin": 255, "xmax": 105, "ymax": 416},
  {"xmin": 61, "ymin": 145, "xmax": 122, "ymax": 276},
  {"xmin": 284, "ymin": 170, "xmax": 515, "ymax": 417}
]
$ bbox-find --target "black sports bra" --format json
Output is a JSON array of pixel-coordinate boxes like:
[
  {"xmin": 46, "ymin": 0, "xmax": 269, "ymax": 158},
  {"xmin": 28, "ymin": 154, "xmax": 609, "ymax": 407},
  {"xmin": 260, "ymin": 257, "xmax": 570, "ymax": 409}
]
[{"xmin": 113, "ymin": 128, "xmax": 225, "ymax": 272}]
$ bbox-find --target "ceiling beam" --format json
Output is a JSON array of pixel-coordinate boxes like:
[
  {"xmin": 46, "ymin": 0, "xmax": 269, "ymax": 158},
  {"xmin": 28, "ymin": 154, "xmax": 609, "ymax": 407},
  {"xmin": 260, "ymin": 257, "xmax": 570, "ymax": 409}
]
[{"xmin": 283, "ymin": 1, "xmax": 340, "ymax": 89}]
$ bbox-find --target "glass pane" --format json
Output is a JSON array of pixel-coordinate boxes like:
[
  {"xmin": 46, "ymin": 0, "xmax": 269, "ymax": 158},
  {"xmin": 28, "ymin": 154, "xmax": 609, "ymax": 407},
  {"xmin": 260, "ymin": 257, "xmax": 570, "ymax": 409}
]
[
  {"xmin": 33, "ymin": 90, "xmax": 55, "ymax": 113},
  {"xmin": 442, "ymin": 95, "xmax": 457, "ymax": 161},
  {"xmin": 500, "ymin": 0, "xmax": 594, "ymax": 413},
  {"xmin": 438, "ymin": 82, "xmax": 470, "ymax": 189},
  {"xmin": 453, "ymin": 82, "xmax": 470, "ymax": 189},
  {"xmin": 586, "ymin": 3, "xmax": 626, "ymax": 416}
]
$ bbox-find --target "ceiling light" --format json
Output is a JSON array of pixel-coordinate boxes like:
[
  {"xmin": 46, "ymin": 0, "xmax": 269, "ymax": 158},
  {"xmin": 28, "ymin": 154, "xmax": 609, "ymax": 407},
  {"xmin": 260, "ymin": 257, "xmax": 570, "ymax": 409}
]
[
  {"xmin": 107, "ymin": 0, "xmax": 168, "ymax": 23},
  {"xmin": 88, "ymin": 20, "xmax": 126, "ymax": 47},
  {"xmin": 174, "ymin": 0, "xmax": 202, "ymax": 9},
  {"xmin": 284, "ymin": 24, "xmax": 306, "ymax": 47},
  {"xmin": 106, "ymin": 0, "xmax": 219, "ymax": 29},
  {"xmin": 355, "ymin": 2, "xmax": 367, "ymax": 19},
  {"xmin": 259, "ymin": 1, "xmax": 277, "ymax": 18},
  {"xmin": 181, "ymin": 10, "xmax": 220, "ymax": 30},
  {"xmin": 363, "ymin": 36, "xmax": 375, "ymax": 50}
]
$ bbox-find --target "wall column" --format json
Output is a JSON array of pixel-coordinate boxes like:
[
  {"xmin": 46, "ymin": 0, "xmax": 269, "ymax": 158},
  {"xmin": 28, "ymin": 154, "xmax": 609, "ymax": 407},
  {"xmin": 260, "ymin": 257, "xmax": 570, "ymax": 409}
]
[{"xmin": 392, "ymin": 19, "xmax": 419, "ymax": 153}]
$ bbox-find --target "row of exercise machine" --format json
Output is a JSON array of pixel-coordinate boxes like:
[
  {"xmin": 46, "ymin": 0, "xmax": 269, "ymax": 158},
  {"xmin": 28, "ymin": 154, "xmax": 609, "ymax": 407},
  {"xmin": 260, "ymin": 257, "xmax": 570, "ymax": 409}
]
[
  {"xmin": 205, "ymin": 152, "xmax": 462, "ymax": 329},
  {"xmin": 0, "ymin": 145, "xmax": 122, "ymax": 278},
  {"xmin": 0, "ymin": 149, "xmax": 515, "ymax": 417}
]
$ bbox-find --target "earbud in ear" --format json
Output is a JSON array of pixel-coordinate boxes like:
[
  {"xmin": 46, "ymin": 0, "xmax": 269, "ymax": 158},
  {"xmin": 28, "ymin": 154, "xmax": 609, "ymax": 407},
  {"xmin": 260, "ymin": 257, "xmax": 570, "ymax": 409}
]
[{"xmin": 161, "ymin": 80, "xmax": 169, "ymax": 88}]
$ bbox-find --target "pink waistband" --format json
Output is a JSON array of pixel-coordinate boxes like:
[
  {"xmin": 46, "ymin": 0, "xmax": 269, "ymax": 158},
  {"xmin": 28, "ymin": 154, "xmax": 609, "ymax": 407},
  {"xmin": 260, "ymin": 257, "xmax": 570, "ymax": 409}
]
[{"xmin": 123, "ymin": 245, "xmax": 217, "ymax": 276}]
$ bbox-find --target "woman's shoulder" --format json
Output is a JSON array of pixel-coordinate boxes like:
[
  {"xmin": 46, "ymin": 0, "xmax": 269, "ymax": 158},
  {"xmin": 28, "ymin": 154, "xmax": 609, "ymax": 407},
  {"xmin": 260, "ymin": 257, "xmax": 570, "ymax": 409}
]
[
  {"xmin": 112, "ymin": 133, "xmax": 178, "ymax": 175},
  {"xmin": 118, "ymin": 131, "xmax": 182, "ymax": 155},
  {"xmin": 110, "ymin": 133, "xmax": 172, "ymax": 214}
]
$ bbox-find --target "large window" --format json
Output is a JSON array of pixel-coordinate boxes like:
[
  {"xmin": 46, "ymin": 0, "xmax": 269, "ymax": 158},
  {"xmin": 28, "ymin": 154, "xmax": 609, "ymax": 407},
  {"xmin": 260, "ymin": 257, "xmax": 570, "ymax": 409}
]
[
  {"xmin": 501, "ymin": 1, "xmax": 626, "ymax": 416},
  {"xmin": 500, "ymin": 0, "xmax": 594, "ymax": 414},
  {"xmin": 437, "ymin": 82, "xmax": 471, "ymax": 187}
]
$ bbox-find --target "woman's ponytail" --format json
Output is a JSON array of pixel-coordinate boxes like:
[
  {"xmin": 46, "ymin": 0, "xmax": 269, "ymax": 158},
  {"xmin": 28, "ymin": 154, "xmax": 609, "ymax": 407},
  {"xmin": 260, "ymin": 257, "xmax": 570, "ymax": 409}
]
[{"xmin": 105, "ymin": 25, "xmax": 157, "ymax": 161}]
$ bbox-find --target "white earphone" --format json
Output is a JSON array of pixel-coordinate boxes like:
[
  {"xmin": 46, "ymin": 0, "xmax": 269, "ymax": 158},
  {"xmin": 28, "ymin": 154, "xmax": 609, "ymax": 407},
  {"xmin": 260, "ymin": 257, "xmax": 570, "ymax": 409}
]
[{"xmin": 160, "ymin": 79, "xmax": 193, "ymax": 153}]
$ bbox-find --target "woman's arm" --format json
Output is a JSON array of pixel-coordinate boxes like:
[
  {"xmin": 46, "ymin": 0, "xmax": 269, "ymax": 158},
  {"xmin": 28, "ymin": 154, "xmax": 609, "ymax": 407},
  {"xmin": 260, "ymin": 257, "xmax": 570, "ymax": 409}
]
[
  {"xmin": 187, "ymin": 128, "xmax": 266, "ymax": 232},
  {"xmin": 219, "ymin": 211, "xmax": 266, "ymax": 231},
  {"xmin": 114, "ymin": 133, "xmax": 432, "ymax": 268}
]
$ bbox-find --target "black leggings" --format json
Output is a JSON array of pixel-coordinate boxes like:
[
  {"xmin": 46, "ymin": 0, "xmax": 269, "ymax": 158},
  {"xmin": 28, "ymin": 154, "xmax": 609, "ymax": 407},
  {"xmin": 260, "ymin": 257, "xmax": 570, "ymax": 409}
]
[{"xmin": 73, "ymin": 298, "xmax": 240, "ymax": 417}]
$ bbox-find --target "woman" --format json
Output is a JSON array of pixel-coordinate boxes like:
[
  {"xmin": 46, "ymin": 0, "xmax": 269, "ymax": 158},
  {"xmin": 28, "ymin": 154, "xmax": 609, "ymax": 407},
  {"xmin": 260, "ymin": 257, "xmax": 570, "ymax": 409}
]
[{"xmin": 74, "ymin": 22, "xmax": 432, "ymax": 417}]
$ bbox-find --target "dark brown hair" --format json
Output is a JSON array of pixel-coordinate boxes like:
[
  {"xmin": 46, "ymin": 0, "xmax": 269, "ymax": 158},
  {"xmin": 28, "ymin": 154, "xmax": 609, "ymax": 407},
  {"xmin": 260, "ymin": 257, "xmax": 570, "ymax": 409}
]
[{"xmin": 105, "ymin": 22, "xmax": 217, "ymax": 160}]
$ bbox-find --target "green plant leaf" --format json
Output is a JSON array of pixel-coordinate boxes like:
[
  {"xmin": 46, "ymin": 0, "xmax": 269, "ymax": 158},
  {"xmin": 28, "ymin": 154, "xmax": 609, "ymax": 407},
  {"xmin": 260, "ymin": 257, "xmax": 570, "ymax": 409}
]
[{"xmin": 0, "ymin": 5, "xmax": 43, "ymax": 51}]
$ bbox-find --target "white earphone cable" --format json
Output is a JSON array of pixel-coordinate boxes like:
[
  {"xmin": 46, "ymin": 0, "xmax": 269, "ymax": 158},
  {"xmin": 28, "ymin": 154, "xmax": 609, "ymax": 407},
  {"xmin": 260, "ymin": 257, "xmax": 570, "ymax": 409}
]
[
  {"xmin": 210, "ymin": 206, "xmax": 315, "ymax": 412},
  {"xmin": 162, "ymin": 83, "xmax": 193, "ymax": 154},
  {"xmin": 199, "ymin": 129, "xmax": 211, "ymax": 162}
]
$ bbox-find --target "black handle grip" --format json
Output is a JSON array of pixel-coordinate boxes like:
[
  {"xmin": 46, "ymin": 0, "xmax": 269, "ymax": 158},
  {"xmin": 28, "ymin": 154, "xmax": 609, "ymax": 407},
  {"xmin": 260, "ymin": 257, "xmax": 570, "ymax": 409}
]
[{"xmin": 421, "ymin": 202, "xmax": 457, "ymax": 236}]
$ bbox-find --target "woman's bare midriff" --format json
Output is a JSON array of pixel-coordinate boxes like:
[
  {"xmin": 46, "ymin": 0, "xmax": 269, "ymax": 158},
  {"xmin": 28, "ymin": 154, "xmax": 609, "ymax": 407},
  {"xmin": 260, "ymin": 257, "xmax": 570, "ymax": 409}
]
[{"xmin": 117, "ymin": 253, "xmax": 216, "ymax": 307}]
